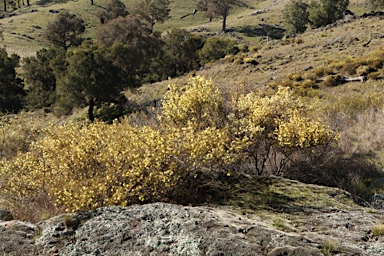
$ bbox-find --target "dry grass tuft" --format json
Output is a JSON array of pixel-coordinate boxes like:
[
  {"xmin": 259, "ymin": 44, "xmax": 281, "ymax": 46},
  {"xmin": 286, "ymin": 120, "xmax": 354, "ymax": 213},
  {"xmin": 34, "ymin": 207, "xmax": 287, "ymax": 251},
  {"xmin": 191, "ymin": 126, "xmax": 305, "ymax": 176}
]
[
  {"xmin": 321, "ymin": 238, "xmax": 340, "ymax": 255},
  {"xmin": 372, "ymin": 223, "xmax": 384, "ymax": 236}
]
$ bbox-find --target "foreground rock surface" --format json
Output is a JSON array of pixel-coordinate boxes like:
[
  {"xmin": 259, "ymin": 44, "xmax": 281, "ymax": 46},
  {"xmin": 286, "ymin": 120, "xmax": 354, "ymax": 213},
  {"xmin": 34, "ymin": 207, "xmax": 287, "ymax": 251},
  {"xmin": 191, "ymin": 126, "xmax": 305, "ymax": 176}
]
[{"xmin": 1, "ymin": 202, "xmax": 384, "ymax": 255}]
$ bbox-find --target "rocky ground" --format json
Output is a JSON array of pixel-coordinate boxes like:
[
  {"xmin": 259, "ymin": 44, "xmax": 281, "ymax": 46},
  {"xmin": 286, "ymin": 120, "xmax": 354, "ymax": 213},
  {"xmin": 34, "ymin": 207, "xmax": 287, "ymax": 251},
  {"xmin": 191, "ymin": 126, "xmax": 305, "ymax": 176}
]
[{"xmin": 1, "ymin": 177, "xmax": 384, "ymax": 256}]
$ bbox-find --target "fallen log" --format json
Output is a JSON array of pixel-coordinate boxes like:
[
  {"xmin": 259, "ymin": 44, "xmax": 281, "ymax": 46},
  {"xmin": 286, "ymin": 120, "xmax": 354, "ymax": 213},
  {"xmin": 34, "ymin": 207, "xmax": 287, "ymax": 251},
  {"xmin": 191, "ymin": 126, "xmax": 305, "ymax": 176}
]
[{"xmin": 343, "ymin": 75, "xmax": 367, "ymax": 82}]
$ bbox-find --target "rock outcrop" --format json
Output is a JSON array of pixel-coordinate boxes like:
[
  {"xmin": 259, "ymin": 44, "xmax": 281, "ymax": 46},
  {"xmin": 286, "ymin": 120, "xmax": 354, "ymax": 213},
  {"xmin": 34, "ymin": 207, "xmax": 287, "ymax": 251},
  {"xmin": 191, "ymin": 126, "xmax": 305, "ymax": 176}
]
[{"xmin": 1, "ymin": 202, "xmax": 384, "ymax": 255}]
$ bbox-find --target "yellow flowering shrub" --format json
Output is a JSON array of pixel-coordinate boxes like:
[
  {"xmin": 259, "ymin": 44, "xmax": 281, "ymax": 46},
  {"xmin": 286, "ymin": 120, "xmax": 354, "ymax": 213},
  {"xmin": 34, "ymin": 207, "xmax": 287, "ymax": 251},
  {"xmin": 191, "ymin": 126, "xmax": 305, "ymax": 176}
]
[
  {"xmin": 229, "ymin": 86, "xmax": 337, "ymax": 175},
  {"xmin": 161, "ymin": 76, "xmax": 226, "ymax": 129},
  {"xmin": 1, "ymin": 120, "xmax": 181, "ymax": 212},
  {"xmin": 276, "ymin": 110, "xmax": 336, "ymax": 148},
  {"xmin": 0, "ymin": 76, "xmax": 337, "ymax": 216}
]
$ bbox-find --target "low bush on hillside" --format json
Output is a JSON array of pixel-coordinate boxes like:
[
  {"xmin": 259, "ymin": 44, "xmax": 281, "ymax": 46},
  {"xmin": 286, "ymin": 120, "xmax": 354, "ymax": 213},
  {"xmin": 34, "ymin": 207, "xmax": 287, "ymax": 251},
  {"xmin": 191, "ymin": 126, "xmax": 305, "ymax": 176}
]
[
  {"xmin": 268, "ymin": 48, "xmax": 384, "ymax": 94},
  {"xmin": 283, "ymin": 0, "xmax": 349, "ymax": 33},
  {"xmin": 198, "ymin": 37, "xmax": 239, "ymax": 65},
  {"xmin": 0, "ymin": 76, "xmax": 337, "ymax": 221}
]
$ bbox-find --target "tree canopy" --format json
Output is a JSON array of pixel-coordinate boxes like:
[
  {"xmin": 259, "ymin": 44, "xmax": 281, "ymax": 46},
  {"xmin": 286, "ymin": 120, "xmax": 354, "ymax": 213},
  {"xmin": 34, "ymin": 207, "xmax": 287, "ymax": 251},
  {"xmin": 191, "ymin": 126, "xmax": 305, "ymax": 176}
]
[
  {"xmin": 283, "ymin": 0, "xmax": 349, "ymax": 32},
  {"xmin": 160, "ymin": 29, "xmax": 203, "ymax": 78},
  {"xmin": 197, "ymin": 0, "xmax": 238, "ymax": 32},
  {"xmin": 22, "ymin": 48, "xmax": 65, "ymax": 110},
  {"xmin": 283, "ymin": 0, "xmax": 310, "ymax": 34},
  {"xmin": 55, "ymin": 42, "xmax": 124, "ymax": 121},
  {"xmin": 96, "ymin": 16, "xmax": 152, "ymax": 47},
  {"xmin": 96, "ymin": 0, "xmax": 129, "ymax": 24},
  {"xmin": 308, "ymin": 0, "xmax": 349, "ymax": 28},
  {"xmin": 44, "ymin": 11, "xmax": 85, "ymax": 51},
  {"xmin": 131, "ymin": 0, "xmax": 170, "ymax": 32},
  {"xmin": 0, "ymin": 48, "xmax": 25, "ymax": 113}
]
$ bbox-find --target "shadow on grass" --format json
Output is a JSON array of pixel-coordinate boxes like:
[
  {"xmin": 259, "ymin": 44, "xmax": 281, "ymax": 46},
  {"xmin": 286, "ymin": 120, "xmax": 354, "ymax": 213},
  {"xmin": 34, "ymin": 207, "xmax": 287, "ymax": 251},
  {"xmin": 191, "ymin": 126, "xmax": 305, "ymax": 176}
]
[
  {"xmin": 36, "ymin": 0, "xmax": 69, "ymax": 6},
  {"xmin": 169, "ymin": 171, "xmax": 326, "ymax": 214},
  {"xmin": 228, "ymin": 24, "xmax": 286, "ymax": 39}
]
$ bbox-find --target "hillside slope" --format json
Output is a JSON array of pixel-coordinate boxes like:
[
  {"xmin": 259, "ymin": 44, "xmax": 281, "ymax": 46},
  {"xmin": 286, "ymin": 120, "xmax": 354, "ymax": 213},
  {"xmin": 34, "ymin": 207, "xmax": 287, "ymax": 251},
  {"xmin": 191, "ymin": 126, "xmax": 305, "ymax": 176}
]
[
  {"xmin": 134, "ymin": 13, "xmax": 384, "ymax": 106},
  {"xmin": 0, "ymin": 0, "xmax": 370, "ymax": 57}
]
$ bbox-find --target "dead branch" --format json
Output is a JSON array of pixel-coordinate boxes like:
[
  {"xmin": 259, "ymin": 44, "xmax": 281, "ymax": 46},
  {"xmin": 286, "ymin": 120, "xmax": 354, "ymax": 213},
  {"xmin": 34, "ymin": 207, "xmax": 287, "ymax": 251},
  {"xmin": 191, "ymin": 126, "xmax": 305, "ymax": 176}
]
[
  {"xmin": 362, "ymin": 33, "xmax": 372, "ymax": 47},
  {"xmin": 343, "ymin": 75, "xmax": 367, "ymax": 83}
]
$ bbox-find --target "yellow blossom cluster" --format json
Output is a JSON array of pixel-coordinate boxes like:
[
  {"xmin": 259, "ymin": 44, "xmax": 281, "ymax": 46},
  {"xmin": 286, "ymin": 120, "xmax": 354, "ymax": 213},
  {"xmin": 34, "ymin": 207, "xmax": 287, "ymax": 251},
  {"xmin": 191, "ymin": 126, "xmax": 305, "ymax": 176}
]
[
  {"xmin": 0, "ymin": 76, "xmax": 337, "ymax": 212},
  {"xmin": 1, "ymin": 121, "xmax": 182, "ymax": 212},
  {"xmin": 161, "ymin": 76, "xmax": 226, "ymax": 129}
]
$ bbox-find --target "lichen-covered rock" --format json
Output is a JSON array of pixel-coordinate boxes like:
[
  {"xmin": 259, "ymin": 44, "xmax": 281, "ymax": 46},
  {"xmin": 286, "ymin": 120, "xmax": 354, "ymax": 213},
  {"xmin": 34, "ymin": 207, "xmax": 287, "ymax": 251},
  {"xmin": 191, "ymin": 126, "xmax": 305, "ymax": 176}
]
[
  {"xmin": 35, "ymin": 211, "xmax": 93, "ymax": 254},
  {"xmin": 49, "ymin": 204, "xmax": 264, "ymax": 256},
  {"xmin": 2, "ymin": 201, "xmax": 384, "ymax": 255},
  {"xmin": 0, "ymin": 220, "xmax": 39, "ymax": 255},
  {"xmin": 371, "ymin": 194, "xmax": 384, "ymax": 210},
  {"xmin": 32, "ymin": 203, "xmax": 384, "ymax": 256}
]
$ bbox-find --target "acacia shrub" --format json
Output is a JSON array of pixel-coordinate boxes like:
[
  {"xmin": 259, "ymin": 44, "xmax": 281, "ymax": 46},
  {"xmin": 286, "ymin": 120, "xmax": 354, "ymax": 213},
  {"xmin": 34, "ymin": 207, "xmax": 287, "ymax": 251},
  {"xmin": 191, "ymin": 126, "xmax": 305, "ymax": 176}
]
[
  {"xmin": 161, "ymin": 77, "xmax": 336, "ymax": 176},
  {"xmin": 230, "ymin": 86, "xmax": 336, "ymax": 175},
  {"xmin": 0, "ymin": 78, "xmax": 232, "ymax": 215},
  {"xmin": 1, "ymin": 121, "xmax": 183, "ymax": 213},
  {"xmin": 0, "ymin": 76, "xmax": 337, "ymax": 218}
]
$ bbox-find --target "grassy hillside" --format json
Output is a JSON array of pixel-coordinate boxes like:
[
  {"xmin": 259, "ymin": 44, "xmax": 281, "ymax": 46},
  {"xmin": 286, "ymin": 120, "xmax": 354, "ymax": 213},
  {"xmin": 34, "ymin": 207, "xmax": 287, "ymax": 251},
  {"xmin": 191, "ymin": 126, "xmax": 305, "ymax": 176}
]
[{"xmin": 0, "ymin": 0, "xmax": 372, "ymax": 57}]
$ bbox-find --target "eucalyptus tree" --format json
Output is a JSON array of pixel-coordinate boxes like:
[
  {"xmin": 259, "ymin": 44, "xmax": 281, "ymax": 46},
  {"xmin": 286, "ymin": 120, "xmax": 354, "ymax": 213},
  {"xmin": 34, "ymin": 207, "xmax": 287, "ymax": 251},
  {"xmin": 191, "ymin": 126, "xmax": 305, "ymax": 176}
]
[
  {"xmin": 197, "ymin": 0, "xmax": 242, "ymax": 32},
  {"xmin": 96, "ymin": 0, "xmax": 128, "ymax": 24},
  {"xmin": 131, "ymin": 0, "xmax": 170, "ymax": 32},
  {"xmin": 44, "ymin": 11, "xmax": 85, "ymax": 51}
]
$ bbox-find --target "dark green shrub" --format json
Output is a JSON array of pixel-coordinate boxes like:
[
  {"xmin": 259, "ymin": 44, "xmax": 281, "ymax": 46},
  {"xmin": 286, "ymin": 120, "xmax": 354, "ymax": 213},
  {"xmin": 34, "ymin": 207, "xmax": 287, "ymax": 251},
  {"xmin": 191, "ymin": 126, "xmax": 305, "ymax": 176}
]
[
  {"xmin": 198, "ymin": 36, "xmax": 239, "ymax": 65},
  {"xmin": 283, "ymin": 0, "xmax": 310, "ymax": 34},
  {"xmin": 309, "ymin": 0, "xmax": 349, "ymax": 28},
  {"xmin": 161, "ymin": 29, "xmax": 203, "ymax": 77},
  {"xmin": 322, "ymin": 74, "xmax": 343, "ymax": 87}
]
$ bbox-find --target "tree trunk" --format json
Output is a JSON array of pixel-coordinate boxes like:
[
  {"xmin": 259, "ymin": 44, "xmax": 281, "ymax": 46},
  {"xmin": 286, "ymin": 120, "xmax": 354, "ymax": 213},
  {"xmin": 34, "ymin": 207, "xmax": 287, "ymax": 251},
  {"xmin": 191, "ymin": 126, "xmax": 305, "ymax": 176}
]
[
  {"xmin": 88, "ymin": 98, "xmax": 95, "ymax": 122},
  {"xmin": 222, "ymin": 13, "xmax": 227, "ymax": 32},
  {"xmin": 90, "ymin": 0, "xmax": 94, "ymax": 5},
  {"xmin": 3, "ymin": 0, "xmax": 6, "ymax": 12},
  {"xmin": 26, "ymin": 0, "xmax": 29, "ymax": 6}
]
